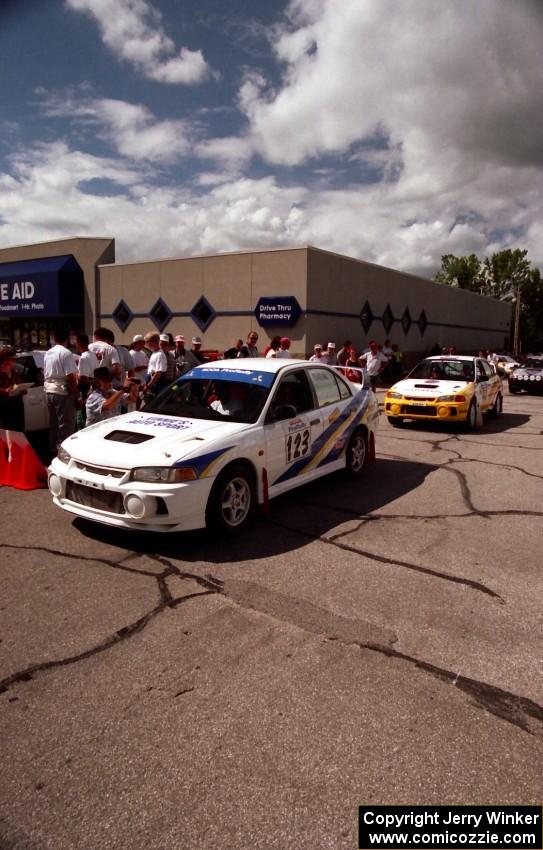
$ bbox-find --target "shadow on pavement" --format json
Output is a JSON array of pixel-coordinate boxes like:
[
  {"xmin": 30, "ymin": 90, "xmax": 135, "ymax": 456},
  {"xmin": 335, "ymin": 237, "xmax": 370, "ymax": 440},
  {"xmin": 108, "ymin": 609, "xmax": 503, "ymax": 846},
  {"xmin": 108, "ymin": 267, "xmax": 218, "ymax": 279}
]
[
  {"xmin": 386, "ymin": 411, "xmax": 530, "ymax": 434},
  {"xmin": 73, "ymin": 457, "xmax": 435, "ymax": 563}
]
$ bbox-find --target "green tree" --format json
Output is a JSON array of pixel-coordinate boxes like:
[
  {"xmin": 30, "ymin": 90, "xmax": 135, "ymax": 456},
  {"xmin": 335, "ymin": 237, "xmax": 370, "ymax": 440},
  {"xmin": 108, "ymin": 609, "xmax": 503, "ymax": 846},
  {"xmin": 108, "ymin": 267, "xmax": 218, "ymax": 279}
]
[
  {"xmin": 435, "ymin": 248, "xmax": 543, "ymax": 352},
  {"xmin": 435, "ymin": 253, "xmax": 482, "ymax": 291}
]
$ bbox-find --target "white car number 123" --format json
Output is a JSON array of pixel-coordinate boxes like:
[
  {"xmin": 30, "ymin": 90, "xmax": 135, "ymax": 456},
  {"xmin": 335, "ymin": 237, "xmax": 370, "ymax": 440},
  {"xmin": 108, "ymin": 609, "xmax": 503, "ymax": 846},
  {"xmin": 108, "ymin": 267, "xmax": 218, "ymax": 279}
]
[{"xmin": 285, "ymin": 428, "xmax": 311, "ymax": 463}]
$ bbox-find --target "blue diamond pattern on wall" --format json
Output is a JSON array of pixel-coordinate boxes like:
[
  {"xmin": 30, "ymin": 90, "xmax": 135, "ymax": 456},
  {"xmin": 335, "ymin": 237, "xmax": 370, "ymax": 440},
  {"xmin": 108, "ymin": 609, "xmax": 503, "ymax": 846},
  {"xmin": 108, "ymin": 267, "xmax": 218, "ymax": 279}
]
[
  {"xmin": 190, "ymin": 295, "xmax": 217, "ymax": 332},
  {"xmin": 149, "ymin": 297, "xmax": 173, "ymax": 331},
  {"xmin": 112, "ymin": 299, "xmax": 133, "ymax": 332},
  {"xmin": 401, "ymin": 307, "xmax": 412, "ymax": 335},
  {"xmin": 359, "ymin": 300, "xmax": 373, "ymax": 332},
  {"xmin": 418, "ymin": 309, "xmax": 428, "ymax": 336},
  {"xmin": 382, "ymin": 304, "xmax": 394, "ymax": 334}
]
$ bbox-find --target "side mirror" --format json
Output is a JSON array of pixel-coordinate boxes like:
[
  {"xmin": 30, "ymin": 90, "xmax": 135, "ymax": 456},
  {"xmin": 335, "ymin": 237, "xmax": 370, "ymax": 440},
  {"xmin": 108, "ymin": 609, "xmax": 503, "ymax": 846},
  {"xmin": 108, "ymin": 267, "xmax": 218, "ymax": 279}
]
[{"xmin": 272, "ymin": 404, "xmax": 297, "ymax": 421}]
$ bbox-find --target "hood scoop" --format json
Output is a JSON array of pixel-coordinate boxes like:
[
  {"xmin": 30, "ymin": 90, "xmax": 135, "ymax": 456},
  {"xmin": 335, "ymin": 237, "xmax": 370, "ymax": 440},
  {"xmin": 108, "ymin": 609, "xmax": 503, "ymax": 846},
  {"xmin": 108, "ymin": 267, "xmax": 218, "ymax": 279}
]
[
  {"xmin": 104, "ymin": 430, "xmax": 154, "ymax": 444},
  {"xmin": 414, "ymin": 382, "xmax": 439, "ymax": 388}
]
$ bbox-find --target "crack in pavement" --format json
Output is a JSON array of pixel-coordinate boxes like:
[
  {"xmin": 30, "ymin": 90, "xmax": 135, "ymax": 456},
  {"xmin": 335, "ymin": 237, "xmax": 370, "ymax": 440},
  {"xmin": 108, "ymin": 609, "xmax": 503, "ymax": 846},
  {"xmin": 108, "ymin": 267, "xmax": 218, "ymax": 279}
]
[
  {"xmin": 268, "ymin": 519, "xmax": 504, "ymax": 601},
  {"xmin": 363, "ymin": 643, "xmax": 543, "ymax": 737},
  {"xmin": 0, "ymin": 590, "xmax": 215, "ymax": 696},
  {"xmin": 0, "ymin": 543, "xmax": 160, "ymax": 579},
  {"xmin": 0, "ymin": 548, "xmax": 539, "ymax": 740}
]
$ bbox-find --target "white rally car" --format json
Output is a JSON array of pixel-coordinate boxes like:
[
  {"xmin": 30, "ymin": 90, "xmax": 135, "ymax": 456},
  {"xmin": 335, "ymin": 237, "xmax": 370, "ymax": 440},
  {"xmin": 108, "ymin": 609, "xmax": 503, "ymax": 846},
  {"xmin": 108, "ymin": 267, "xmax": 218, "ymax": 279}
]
[{"xmin": 48, "ymin": 359, "xmax": 379, "ymax": 535}]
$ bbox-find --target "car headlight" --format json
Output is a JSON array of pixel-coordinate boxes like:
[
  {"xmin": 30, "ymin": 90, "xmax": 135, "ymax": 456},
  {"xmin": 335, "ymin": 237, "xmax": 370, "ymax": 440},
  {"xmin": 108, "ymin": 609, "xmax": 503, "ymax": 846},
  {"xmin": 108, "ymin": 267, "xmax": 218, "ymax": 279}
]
[
  {"xmin": 57, "ymin": 446, "xmax": 71, "ymax": 464},
  {"xmin": 387, "ymin": 392, "xmax": 402, "ymax": 399},
  {"xmin": 436, "ymin": 395, "xmax": 455, "ymax": 402},
  {"xmin": 131, "ymin": 466, "xmax": 198, "ymax": 483}
]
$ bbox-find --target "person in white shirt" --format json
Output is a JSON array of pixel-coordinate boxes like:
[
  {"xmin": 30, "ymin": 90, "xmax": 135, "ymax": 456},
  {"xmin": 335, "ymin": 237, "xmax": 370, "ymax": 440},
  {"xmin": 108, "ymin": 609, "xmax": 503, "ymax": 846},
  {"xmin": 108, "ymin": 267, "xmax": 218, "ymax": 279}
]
[
  {"xmin": 275, "ymin": 337, "xmax": 292, "ymax": 358},
  {"xmin": 309, "ymin": 343, "xmax": 325, "ymax": 362},
  {"xmin": 76, "ymin": 333, "xmax": 99, "ymax": 393},
  {"xmin": 130, "ymin": 334, "xmax": 149, "ymax": 381},
  {"xmin": 322, "ymin": 342, "xmax": 337, "ymax": 365},
  {"xmin": 359, "ymin": 340, "xmax": 388, "ymax": 390},
  {"xmin": 43, "ymin": 328, "xmax": 78, "ymax": 454},
  {"xmin": 88, "ymin": 327, "xmax": 121, "ymax": 381},
  {"xmin": 143, "ymin": 333, "xmax": 167, "ymax": 395}
]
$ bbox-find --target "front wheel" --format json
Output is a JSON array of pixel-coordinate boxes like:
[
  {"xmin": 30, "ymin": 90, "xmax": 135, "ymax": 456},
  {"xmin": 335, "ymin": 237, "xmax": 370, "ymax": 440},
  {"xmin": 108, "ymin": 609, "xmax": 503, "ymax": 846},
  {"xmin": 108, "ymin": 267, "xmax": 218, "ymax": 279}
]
[
  {"xmin": 346, "ymin": 428, "xmax": 368, "ymax": 478},
  {"xmin": 466, "ymin": 400, "xmax": 478, "ymax": 430},
  {"xmin": 206, "ymin": 463, "xmax": 256, "ymax": 536},
  {"xmin": 489, "ymin": 392, "xmax": 502, "ymax": 418}
]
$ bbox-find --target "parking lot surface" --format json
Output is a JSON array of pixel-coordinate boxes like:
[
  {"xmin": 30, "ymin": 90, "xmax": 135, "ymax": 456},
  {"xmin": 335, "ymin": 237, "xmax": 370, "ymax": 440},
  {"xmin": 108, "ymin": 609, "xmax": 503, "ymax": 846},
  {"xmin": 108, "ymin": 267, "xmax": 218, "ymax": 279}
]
[{"xmin": 1, "ymin": 389, "xmax": 542, "ymax": 850}]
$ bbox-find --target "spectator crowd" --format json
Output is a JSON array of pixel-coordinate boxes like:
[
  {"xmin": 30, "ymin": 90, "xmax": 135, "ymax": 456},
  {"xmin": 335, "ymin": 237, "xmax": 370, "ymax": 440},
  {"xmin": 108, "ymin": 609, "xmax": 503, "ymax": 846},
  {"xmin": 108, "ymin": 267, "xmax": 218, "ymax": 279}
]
[{"xmin": 1, "ymin": 324, "xmax": 515, "ymax": 458}]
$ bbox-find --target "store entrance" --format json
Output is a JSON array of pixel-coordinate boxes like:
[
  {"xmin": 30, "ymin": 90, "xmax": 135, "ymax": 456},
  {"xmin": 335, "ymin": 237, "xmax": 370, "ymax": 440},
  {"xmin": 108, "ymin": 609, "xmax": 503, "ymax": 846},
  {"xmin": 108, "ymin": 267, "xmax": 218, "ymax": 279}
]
[{"xmin": 0, "ymin": 316, "xmax": 84, "ymax": 350}]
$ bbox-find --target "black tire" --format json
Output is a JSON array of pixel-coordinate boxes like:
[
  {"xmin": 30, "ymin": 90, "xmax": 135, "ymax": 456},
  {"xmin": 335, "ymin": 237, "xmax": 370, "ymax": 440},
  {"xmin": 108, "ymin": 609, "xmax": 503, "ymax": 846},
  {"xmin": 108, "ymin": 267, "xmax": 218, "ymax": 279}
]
[
  {"xmin": 489, "ymin": 392, "xmax": 502, "ymax": 418},
  {"xmin": 205, "ymin": 463, "xmax": 256, "ymax": 536},
  {"xmin": 465, "ymin": 399, "xmax": 478, "ymax": 430},
  {"xmin": 387, "ymin": 416, "xmax": 404, "ymax": 428},
  {"xmin": 346, "ymin": 428, "xmax": 368, "ymax": 478}
]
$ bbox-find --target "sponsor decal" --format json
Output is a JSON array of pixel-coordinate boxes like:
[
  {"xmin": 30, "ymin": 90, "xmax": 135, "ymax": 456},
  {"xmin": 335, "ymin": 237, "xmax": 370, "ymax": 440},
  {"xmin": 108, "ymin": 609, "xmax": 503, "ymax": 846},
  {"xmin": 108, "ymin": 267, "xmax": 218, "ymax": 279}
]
[
  {"xmin": 125, "ymin": 415, "xmax": 193, "ymax": 431},
  {"xmin": 287, "ymin": 416, "xmax": 306, "ymax": 432}
]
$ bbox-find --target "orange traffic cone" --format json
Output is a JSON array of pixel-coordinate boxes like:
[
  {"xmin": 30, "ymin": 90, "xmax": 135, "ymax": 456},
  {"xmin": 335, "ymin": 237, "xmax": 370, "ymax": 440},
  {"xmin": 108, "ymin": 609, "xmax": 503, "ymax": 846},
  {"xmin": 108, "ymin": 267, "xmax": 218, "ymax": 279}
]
[
  {"xmin": 0, "ymin": 430, "xmax": 47, "ymax": 490},
  {"xmin": 0, "ymin": 432, "xmax": 9, "ymax": 482}
]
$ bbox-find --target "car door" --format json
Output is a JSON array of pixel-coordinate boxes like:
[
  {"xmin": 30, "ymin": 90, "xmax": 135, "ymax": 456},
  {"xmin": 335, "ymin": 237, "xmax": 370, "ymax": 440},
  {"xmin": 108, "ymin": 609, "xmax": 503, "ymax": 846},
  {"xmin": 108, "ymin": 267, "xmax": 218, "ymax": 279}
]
[
  {"xmin": 474, "ymin": 359, "xmax": 495, "ymax": 411},
  {"xmin": 263, "ymin": 368, "xmax": 323, "ymax": 496},
  {"xmin": 16, "ymin": 355, "xmax": 49, "ymax": 431}
]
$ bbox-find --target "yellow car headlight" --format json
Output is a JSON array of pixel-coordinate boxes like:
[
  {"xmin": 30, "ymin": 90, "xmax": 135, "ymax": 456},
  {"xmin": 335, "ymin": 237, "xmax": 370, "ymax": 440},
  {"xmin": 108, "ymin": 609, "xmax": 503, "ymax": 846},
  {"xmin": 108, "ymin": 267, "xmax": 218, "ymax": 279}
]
[
  {"xmin": 436, "ymin": 395, "xmax": 455, "ymax": 402},
  {"xmin": 387, "ymin": 392, "xmax": 403, "ymax": 399}
]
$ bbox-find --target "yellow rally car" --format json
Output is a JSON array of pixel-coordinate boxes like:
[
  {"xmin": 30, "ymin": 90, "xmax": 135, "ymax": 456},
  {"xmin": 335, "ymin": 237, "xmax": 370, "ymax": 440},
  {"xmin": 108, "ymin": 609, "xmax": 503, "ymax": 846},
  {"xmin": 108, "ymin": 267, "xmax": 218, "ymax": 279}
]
[{"xmin": 384, "ymin": 355, "xmax": 503, "ymax": 429}]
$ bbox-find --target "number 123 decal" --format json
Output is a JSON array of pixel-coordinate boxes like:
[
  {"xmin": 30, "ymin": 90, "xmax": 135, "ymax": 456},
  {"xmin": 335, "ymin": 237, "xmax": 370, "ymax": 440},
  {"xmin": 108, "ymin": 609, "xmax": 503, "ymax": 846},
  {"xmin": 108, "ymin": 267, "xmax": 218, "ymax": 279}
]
[{"xmin": 285, "ymin": 428, "xmax": 311, "ymax": 463}]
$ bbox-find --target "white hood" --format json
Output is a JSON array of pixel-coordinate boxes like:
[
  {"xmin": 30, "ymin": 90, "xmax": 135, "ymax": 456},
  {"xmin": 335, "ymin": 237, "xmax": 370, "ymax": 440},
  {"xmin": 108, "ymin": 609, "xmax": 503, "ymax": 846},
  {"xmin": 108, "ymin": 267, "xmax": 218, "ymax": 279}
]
[
  {"xmin": 63, "ymin": 412, "xmax": 246, "ymax": 468},
  {"xmin": 393, "ymin": 378, "xmax": 469, "ymax": 397}
]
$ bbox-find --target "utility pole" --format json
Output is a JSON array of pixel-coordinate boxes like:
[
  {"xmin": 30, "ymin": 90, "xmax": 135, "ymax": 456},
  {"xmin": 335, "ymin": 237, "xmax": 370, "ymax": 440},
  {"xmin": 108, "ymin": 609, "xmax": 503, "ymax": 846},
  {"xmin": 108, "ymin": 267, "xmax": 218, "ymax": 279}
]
[{"xmin": 512, "ymin": 283, "xmax": 521, "ymax": 356}]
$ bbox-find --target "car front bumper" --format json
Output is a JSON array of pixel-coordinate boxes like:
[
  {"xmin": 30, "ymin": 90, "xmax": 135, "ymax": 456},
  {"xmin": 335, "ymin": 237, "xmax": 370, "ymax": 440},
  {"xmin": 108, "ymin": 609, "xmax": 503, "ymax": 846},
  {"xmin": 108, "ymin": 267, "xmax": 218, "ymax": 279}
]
[
  {"xmin": 384, "ymin": 398, "xmax": 469, "ymax": 421},
  {"xmin": 48, "ymin": 457, "xmax": 215, "ymax": 533}
]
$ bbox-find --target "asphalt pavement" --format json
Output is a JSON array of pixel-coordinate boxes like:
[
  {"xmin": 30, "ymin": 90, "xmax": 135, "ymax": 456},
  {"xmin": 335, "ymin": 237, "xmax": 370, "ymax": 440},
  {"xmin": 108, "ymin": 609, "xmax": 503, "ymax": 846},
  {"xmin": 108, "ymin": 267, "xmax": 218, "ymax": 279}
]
[{"xmin": 1, "ymin": 388, "xmax": 542, "ymax": 850}]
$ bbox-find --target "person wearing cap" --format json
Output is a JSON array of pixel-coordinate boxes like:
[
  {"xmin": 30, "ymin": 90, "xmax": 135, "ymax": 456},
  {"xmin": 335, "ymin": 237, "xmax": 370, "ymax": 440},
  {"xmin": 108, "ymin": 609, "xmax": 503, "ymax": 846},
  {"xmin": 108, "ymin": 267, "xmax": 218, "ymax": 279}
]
[
  {"xmin": 322, "ymin": 342, "xmax": 337, "ymax": 365},
  {"xmin": 309, "ymin": 343, "xmax": 325, "ymax": 363},
  {"xmin": 130, "ymin": 335, "xmax": 149, "ymax": 380},
  {"xmin": 173, "ymin": 335, "xmax": 190, "ymax": 375},
  {"xmin": 86, "ymin": 367, "xmax": 138, "ymax": 427},
  {"xmin": 186, "ymin": 336, "xmax": 206, "ymax": 369},
  {"xmin": 275, "ymin": 337, "xmax": 292, "ymax": 359},
  {"xmin": 143, "ymin": 332, "xmax": 167, "ymax": 396},
  {"xmin": 160, "ymin": 333, "xmax": 177, "ymax": 387},
  {"xmin": 237, "ymin": 331, "xmax": 259, "ymax": 358}
]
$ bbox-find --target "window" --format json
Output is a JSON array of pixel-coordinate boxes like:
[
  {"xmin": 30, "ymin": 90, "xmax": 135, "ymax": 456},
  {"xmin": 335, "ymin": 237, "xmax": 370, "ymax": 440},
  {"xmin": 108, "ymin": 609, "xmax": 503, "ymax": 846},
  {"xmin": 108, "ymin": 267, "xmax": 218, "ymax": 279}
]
[
  {"xmin": 308, "ymin": 368, "xmax": 343, "ymax": 407},
  {"xmin": 271, "ymin": 371, "xmax": 313, "ymax": 414}
]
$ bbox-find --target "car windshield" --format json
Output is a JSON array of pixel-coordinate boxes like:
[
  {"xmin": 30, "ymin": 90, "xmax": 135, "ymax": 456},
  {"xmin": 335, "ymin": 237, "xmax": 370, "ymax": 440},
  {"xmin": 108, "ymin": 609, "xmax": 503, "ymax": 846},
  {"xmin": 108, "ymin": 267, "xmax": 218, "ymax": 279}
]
[
  {"xmin": 525, "ymin": 358, "xmax": 543, "ymax": 369},
  {"xmin": 145, "ymin": 375, "xmax": 271, "ymax": 424},
  {"xmin": 409, "ymin": 359, "xmax": 474, "ymax": 382}
]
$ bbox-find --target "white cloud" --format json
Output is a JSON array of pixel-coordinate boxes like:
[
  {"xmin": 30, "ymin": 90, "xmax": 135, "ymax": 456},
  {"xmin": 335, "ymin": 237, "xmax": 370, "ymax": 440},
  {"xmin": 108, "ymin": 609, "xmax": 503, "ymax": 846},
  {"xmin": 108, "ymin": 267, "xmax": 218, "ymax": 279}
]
[
  {"xmin": 44, "ymin": 94, "xmax": 194, "ymax": 163},
  {"xmin": 245, "ymin": 0, "xmax": 543, "ymax": 171},
  {"xmin": 65, "ymin": 0, "xmax": 210, "ymax": 84}
]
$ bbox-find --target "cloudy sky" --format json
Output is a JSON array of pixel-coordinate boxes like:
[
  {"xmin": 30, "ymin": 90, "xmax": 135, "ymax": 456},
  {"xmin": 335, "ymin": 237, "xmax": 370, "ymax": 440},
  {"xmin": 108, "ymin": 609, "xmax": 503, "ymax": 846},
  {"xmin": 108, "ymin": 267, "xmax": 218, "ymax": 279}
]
[{"xmin": 1, "ymin": 0, "xmax": 542, "ymax": 276}]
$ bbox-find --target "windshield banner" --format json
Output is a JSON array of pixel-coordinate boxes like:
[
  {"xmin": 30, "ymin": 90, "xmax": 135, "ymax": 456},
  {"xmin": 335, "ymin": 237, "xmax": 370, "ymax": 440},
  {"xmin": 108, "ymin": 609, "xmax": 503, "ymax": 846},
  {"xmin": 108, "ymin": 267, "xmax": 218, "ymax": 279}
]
[{"xmin": 183, "ymin": 367, "xmax": 276, "ymax": 388}]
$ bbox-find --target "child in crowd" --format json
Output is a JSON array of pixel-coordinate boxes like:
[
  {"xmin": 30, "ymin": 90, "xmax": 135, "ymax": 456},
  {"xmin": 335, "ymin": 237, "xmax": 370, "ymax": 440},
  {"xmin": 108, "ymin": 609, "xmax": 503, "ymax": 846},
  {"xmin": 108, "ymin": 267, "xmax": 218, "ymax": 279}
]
[{"xmin": 86, "ymin": 367, "xmax": 138, "ymax": 426}]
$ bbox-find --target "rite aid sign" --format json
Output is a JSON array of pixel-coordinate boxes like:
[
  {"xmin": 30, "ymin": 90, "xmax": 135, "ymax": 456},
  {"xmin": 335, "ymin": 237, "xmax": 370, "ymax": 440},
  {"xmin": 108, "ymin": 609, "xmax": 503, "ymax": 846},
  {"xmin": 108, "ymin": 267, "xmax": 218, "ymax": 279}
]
[{"xmin": 254, "ymin": 296, "xmax": 302, "ymax": 327}]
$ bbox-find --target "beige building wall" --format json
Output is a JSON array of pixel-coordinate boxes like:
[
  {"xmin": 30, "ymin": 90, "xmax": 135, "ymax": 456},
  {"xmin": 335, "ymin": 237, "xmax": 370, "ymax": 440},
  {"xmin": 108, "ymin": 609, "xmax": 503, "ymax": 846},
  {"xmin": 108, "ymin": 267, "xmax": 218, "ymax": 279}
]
[
  {"xmin": 306, "ymin": 247, "xmax": 511, "ymax": 357},
  {"xmin": 99, "ymin": 248, "xmax": 309, "ymax": 355},
  {"xmin": 0, "ymin": 236, "xmax": 115, "ymax": 332}
]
